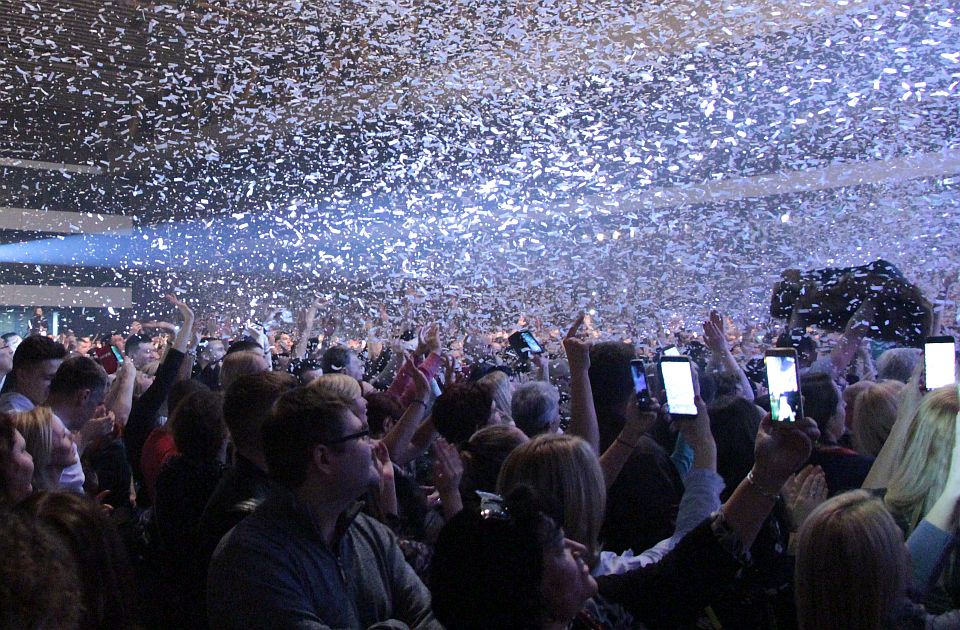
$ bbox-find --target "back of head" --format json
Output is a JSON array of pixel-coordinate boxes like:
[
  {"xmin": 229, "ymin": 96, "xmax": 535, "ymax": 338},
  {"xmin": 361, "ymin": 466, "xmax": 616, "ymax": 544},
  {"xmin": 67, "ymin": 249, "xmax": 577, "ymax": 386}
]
[
  {"xmin": 226, "ymin": 338, "xmax": 263, "ymax": 355},
  {"xmin": 587, "ymin": 342, "xmax": 634, "ymax": 415},
  {"xmin": 851, "ymin": 381, "xmax": 902, "ymax": 457},
  {"xmin": 48, "ymin": 356, "xmax": 108, "ymax": 400},
  {"xmin": 433, "ymin": 382, "xmax": 494, "ymax": 446},
  {"xmin": 708, "ymin": 397, "xmax": 760, "ymax": 499},
  {"xmin": 0, "ymin": 509, "xmax": 82, "ymax": 630},
  {"xmin": 320, "ymin": 345, "xmax": 353, "ymax": 375},
  {"xmin": 795, "ymin": 490, "xmax": 908, "ymax": 630},
  {"xmin": 497, "ymin": 433, "xmax": 605, "ymax": 567},
  {"xmin": 261, "ymin": 386, "xmax": 352, "ymax": 489},
  {"xmin": 11, "ymin": 406, "xmax": 57, "ymax": 491},
  {"xmin": 169, "ymin": 390, "xmax": 226, "ymax": 461},
  {"xmin": 430, "ymin": 485, "xmax": 557, "ymax": 629},
  {"xmin": 220, "ymin": 351, "xmax": 268, "ymax": 391},
  {"xmin": 885, "ymin": 386, "xmax": 960, "ymax": 530},
  {"xmin": 511, "ymin": 381, "xmax": 560, "ymax": 438},
  {"xmin": 223, "ymin": 372, "xmax": 298, "ymax": 456},
  {"xmin": 18, "ymin": 491, "xmax": 138, "ymax": 630},
  {"xmin": 478, "ymin": 369, "xmax": 513, "ymax": 417},
  {"xmin": 776, "ymin": 328, "xmax": 817, "ymax": 368},
  {"xmin": 876, "ymin": 348, "xmax": 922, "ymax": 383},
  {"xmin": 167, "ymin": 379, "xmax": 211, "ymax": 420},
  {"xmin": 460, "ymin": 425, "xmax": 529, "ymax": 498},
  {"xmin": 310, "ymin": 373, "xmax": 361, "ymax": 401},
  {"xmin": 800, "ymin": 372, "xmax": 840, "ymax": 435}
]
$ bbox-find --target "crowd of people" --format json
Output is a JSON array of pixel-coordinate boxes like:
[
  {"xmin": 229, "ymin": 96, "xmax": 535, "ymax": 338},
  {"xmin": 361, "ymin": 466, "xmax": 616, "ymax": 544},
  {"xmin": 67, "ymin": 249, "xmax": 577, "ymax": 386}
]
[{"xmin": 1, "ymin": 261, "xmax": 960, "ymax": 629}]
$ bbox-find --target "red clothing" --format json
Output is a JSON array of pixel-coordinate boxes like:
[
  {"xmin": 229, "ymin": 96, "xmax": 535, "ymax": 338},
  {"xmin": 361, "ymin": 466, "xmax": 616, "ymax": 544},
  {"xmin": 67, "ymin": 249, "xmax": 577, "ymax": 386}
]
[{"xmin": 141, "ymin": 427, "xmax": 179, "ymax": 504}]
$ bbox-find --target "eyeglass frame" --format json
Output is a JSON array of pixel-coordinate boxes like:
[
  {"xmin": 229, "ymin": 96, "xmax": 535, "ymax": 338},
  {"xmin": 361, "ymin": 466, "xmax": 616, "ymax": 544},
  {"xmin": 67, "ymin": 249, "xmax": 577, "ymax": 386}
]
[{"xmin": 323, "ymin": 425, "xmax": 371, "ymax": 445}]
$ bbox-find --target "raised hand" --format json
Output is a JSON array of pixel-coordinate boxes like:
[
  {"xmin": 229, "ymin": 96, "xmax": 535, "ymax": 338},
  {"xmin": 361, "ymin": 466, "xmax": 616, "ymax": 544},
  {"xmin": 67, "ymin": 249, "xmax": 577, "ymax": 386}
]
[
  {"xmin": 562, "ymin": 313, "xmax": 591, "ymax": 372},
  {"xmin": 751, "ymin": 413, "xmax": 820, "ymax": 494},
  {"xmin": 702, "ymin": 311, "xmax": 728, "ymax": 355}
]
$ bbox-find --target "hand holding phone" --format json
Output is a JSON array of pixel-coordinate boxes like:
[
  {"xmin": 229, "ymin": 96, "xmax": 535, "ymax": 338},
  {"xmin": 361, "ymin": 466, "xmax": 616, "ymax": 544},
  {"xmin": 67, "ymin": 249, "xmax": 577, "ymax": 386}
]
[
  {"xmin": 659, "ymin": 356, "xmax": 697, "ymax": 418},
  {"xmin": 924, "ymin": 336, "xmax": 957, "ymax": 390},
  {"xmin": 630, "ymin": 359, "xmax": 656, "ymax": 411},
  {"xmin": 765, "ymin": 349, "xmax": 803, "ymax": 423}
]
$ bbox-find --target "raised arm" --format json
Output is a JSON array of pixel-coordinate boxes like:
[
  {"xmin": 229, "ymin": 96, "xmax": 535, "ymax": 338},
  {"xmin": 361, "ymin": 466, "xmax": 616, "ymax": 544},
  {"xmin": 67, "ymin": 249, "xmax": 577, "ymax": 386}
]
[
  {"xmin": 562, "ymin": 314, "xmax": 599, "ymax": 455},
  {"xmin": 703, "ymin": 310, "xmax": 754, "ymax": 402},
  {"xmin": 293, "ymin": 297, "xmax": 322, "ymax": 359},
  {"xmin": 382, "ymin": 353, "xmax": 432, "ymax": 466}
]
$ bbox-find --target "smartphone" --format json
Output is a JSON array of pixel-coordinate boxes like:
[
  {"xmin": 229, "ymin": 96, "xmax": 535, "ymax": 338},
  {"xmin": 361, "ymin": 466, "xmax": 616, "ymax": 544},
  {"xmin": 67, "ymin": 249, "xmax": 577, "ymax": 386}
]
[
  {"xmin": 924, "ymin": 336, "xmax": 957, "ymax": 390},
  {"xmin": 659, "ymin": 356, "xmax": 697, "ymax": 418},
  {"xmin": 110, "ymin": 345, "xmax": 124, "ymax": 365},
  {"xmin": 765, "ymin": 348, "xmax": 803, "ymax": 423},
  {"xmin": 630, "ymin": 359, "xmax": 654, "ymax": 409},
  {"xmin": 508, "ymin": 330, "xmax": 544, "ymax": 356},
  {"xmin": 663, "ymin": 345, "xmax": 681, "ymax": 357}
]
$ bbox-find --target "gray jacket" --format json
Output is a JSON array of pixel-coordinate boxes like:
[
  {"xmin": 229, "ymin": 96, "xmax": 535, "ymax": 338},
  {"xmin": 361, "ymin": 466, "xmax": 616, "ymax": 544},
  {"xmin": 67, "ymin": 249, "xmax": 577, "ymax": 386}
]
[{"xmin": 207, "ymin": 487, "xmax": 441, "ymax": 630}]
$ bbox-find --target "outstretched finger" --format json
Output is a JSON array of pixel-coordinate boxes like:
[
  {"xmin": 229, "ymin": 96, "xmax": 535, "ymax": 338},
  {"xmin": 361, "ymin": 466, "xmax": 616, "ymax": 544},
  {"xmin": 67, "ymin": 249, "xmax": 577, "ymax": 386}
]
[{"xmin": 564, "ymin": 313, "xmax": 585, "ymax": 340}]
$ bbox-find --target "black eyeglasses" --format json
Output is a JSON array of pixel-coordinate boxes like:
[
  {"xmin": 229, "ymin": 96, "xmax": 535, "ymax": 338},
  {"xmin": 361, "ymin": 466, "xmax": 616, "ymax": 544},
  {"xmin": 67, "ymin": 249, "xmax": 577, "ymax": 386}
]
[{"xmin": 325, "ymin": 426, "xmax": 371, "ymax": 445}]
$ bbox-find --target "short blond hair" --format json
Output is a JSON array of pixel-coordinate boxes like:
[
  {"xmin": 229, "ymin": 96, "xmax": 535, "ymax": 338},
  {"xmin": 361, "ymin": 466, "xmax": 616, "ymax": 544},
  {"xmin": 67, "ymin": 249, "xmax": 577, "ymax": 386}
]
[
  {"xmin": 11, "ymin": 406, "xmax": 60, "ymax": 491},
  {"xmin": 310, "ymin": 373, "xmax": 361, "ymax": 402},
  {"xmin": 796, "ymin": 491, "xmax": 908, "ymax": 630},
  {"xmin": 497, "ymin": 433, "xmax": 605, "ymax": 567}
]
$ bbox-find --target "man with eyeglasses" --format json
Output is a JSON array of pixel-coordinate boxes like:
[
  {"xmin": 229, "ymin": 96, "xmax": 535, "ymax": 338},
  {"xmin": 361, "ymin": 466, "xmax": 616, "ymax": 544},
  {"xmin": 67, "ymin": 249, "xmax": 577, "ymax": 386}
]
[{"xmin": 207, "ymin": 386, "xmax": 440, "ymax": 630}]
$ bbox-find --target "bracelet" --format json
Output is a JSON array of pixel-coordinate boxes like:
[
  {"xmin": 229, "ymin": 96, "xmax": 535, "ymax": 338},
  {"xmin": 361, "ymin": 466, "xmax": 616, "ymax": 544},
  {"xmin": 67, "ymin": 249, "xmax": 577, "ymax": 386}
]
[
  {"xmin": 746, "ymin": 470, "xmax": 781, "ymax": 500},
  {"xmin": 615, "ymin": 436, "xmax": 639, "ymax": 449}
]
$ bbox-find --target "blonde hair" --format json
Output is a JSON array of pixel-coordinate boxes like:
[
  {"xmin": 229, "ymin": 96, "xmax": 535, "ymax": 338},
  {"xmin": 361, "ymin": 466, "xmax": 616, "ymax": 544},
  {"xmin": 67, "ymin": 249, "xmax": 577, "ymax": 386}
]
[
  {"xmin": 310, "ymin": 373, "xmax": 361, "ymax": 402},
  {"xmin": 497, "ymin": 433, "xmax": 605, "ymax": 567},
  {"xmin": 884, "ymin": 386, "xmax": 960, "ymax": 533},
  {"xmin": 851, "ymin": 380, "xmax": 903, "ymax": 457},
  {"xmin": 11, "ymin": 406, "xmax": 60, "ymax": 491},
  {"xmin": 795, "ymin": 491, "xmax": 909, "ymax": 630},
  {"xmin": 220, "ymin": 351, "xmax": 268, "ymax": 391},
  {"xmin": 478, "ymin": 370, "xmax": 513, "ymax": 422}
]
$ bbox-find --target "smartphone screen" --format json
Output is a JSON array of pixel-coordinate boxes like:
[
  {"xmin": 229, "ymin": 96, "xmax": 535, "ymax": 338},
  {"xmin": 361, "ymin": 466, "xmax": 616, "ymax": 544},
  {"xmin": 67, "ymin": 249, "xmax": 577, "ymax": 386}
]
[
  {"xmin": 663, "ymin": 346, "xmax": 681, "ymax": 357},
  {"xmin": 110, "ymin": 345, "xmax": 124, "ymax": 365},
  {"xmin": 660, "ymin": 357, "xmax": 697, "ymax": 416},
  {"xmin": 925, "ymin": 336, "xmax": 956, "ymax": 390},
  {"xmin": 520, "ymin": 331, "xmax": 544, "ymax": 354},
  {"xmin": 765, "ymin": 351, "xmax": 802, "ymax": 423},
  {"xmin": 630, "ymin": 359, "xmax": 653, "ymax": 408}
]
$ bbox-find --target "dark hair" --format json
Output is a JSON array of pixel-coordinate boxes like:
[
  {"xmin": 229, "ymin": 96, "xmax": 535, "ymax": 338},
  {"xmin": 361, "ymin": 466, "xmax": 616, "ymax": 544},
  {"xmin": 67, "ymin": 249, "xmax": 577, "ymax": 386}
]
[
  {"xmin": 169, "ymin": 391, "xmax": 226, "ymax": 461},
  {"xmin": 460, "ymin": 425, "xmax": 528, "ymax": 498},
  {"xmin": 364, "ymin": 391, "xmax": 404, "ymax": 437},
  {"xmin": 588, "ymin": 342, "xmax": 635, "ymax": 412},
  {"xmin": 801, "ymin": 372, "xmax": 841, "ymax": 433},
  {"xmin": 123, "ymin": 335, "xmax": 152, "ymax": 358},
  {"xmin": 48, "ymin": 356, "xmax": 108, "ymax": 398},
  {"xmin": 287, "ymin": 358, "xmax": 323, "ymax": 384},
  {"xmin": 430, "ymin": 485, "xmax": 559, "ymax": 629},
  {"xmin": 320, "ymin": 345, "xmax": 353, "ymax": 375},
  {"xmin": 708, "ymin": 397, "xmax": 761, "ymax": 500},
  {"xmin": 12, "ymin": 336, "xmax": 67, "ymax": 373},
  {"xmin": 777, "ymin": 329, "xmax": 817, "ymax": 366},
  {"xmin": 226, "ymin": 338, "xmax": 263, "ymax": 355},
  {"xmin": 261, "ymin": 386, "xmax": 352, "ymax": 488},
  {"xmin": 432, "ymin": 382, "xmax": 493, "ymax": 446},
  {"xmin": 18, "ymin": 491, "xmax": 138, "ymax": 630},
  {"xmin": 223, "ymin": 372, "xmax": 298, "ymax": 453},
  {"xmin": 167, "ymin": 379, "xmax": 211, "ymax": 420},
  {"xmin": 0, "ymin": 412, "xmax": 20, "ymax": 504},
  {"xmin": 0, "ymin": 509, "xmax": 82, "ymax": 630}
]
